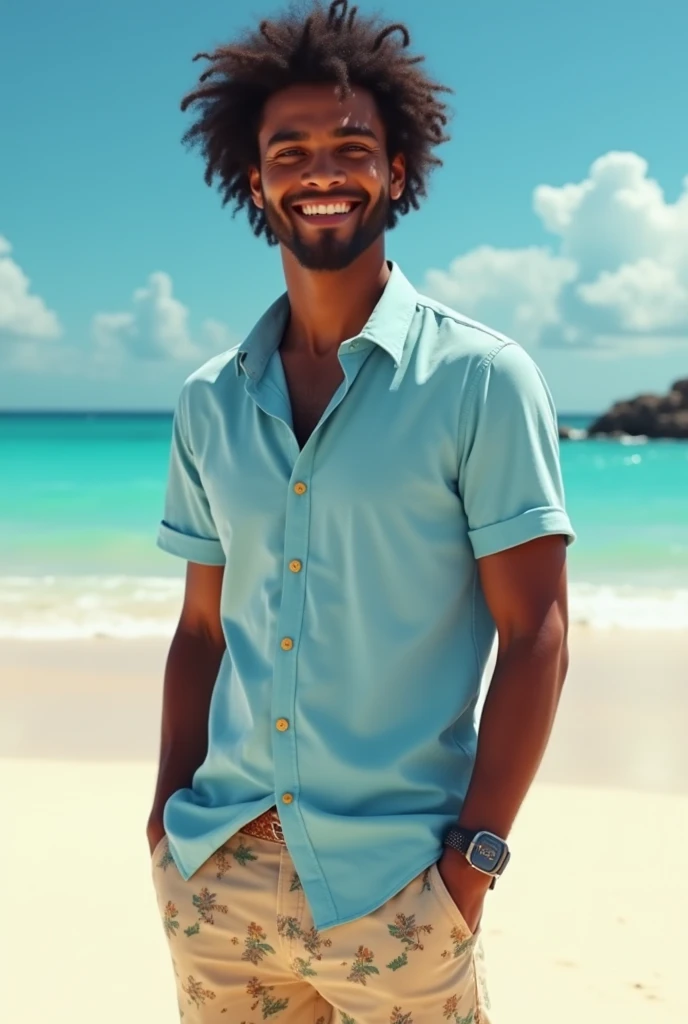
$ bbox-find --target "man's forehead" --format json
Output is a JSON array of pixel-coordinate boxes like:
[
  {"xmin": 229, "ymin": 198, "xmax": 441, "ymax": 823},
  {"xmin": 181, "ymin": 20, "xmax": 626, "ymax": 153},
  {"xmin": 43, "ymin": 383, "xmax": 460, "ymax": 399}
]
[{"xmin": 260, "ymin": 84, "xmax": 379, "ymax": 134}]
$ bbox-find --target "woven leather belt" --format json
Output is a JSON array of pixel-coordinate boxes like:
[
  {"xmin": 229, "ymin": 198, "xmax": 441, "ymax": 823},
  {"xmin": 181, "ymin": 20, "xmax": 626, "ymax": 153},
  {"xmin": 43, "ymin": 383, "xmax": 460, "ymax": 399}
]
[{"xmin": 240, "ymin": 806, "xmax": 285, "ymax": 845}]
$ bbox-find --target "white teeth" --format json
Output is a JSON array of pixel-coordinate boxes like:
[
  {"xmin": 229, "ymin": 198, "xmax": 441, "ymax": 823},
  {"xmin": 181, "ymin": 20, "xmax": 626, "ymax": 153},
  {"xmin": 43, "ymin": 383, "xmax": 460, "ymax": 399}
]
[{"xmin": 300, "ymin": 202, "xmax": 352, "ymax": 216}]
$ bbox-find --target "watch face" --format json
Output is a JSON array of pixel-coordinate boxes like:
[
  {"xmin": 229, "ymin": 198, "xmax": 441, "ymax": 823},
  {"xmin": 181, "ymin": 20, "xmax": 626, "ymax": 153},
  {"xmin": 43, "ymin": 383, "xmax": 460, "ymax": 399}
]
[{"xmin": 469, "ymin": 832, "xmax": 506, "ymax": 874}]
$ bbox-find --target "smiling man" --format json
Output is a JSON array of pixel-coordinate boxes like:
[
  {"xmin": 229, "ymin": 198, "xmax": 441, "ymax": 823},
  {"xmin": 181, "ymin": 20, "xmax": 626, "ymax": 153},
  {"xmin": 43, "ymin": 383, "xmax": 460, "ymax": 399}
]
[{"xmin": 147, "ymin": 2, "xmax": 576, "ymax": 1022}]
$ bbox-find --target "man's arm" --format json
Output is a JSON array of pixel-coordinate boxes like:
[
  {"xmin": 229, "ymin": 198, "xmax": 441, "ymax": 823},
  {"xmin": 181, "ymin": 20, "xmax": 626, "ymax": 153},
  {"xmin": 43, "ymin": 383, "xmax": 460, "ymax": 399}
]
[
  {"xmin": 146, "ymin": 561, "xmax": 226, "ymax": 854},
  {"xmin": 437, "ymin": 534, "xmax": 569, "ymax": 928},
  {"xmin": 458, "ymin": 532, "xmax": 569, "ymax": 837}
]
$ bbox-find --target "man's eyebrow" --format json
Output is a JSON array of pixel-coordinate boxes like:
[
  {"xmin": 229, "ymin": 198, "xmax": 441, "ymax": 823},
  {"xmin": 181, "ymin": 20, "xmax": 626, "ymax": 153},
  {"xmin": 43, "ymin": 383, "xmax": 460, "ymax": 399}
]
[
  {"xmin": 265, "ymin": 124, "xmax": 379, "ymax": 148},
  {"xmin": 265, "ymin": 129, "xmax": 309, "ymax": 148},
  {"xmin": 333, "ymin": 124, "xmax": 378, "ymax": 140}
]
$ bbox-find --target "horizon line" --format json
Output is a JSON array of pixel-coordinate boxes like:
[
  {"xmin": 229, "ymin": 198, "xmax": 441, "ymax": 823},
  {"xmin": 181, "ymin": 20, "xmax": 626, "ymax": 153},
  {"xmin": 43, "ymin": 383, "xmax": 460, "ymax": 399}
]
[{"xmin": 0, "ymin": 408, "xmax": 601, "ymax": 419}]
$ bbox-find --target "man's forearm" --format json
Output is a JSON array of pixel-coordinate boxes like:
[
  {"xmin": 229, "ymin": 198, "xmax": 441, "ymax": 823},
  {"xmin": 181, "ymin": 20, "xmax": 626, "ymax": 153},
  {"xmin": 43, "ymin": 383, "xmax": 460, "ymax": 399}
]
[
  {"xmin": 148, "ymin": 626, "xmax": 225, "ymax": 824},
  {"xmin": 457, "ymin": 622, "xmax": 569, "ymax": 839}
]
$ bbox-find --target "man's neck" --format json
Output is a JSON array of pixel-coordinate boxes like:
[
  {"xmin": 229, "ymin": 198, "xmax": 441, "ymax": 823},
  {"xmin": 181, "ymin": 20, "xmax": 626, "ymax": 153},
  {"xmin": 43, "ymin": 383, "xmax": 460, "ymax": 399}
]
[{"xmin": 280, "ymin": 243, "xmax": 391, "ymax": 356}]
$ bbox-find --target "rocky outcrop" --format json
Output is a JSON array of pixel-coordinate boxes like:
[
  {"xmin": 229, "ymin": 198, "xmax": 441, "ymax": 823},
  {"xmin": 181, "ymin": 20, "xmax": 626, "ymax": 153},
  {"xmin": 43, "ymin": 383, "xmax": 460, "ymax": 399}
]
[
  {"xmin": 558, "ymin": 425, "xmax": 579, "ymax": 440},
  {"xmin": 587, "ymin": 378, "xmax": 688, "ymax": 439}
]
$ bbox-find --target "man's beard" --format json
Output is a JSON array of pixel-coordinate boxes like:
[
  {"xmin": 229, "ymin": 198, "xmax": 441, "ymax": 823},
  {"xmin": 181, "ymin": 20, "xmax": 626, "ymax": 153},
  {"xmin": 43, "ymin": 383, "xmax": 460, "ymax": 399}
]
[{"xmin": 264, "ymin": 190, "xmax": 390, "ymax": 271}]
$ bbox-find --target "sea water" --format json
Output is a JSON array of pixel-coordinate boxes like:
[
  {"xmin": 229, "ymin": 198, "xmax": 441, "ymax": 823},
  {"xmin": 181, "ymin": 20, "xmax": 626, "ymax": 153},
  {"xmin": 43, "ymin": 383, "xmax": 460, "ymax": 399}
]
[{"xmin": 1, "ymin": 413, "xmax": 687, "ymax": 638}]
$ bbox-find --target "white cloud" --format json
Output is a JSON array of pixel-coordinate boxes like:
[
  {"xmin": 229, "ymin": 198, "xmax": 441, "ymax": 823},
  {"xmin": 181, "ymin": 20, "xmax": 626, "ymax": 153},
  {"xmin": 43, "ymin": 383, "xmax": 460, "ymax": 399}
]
[
  {"xmin": 423, "ymin": 151, "xmax": 688, "ymax": 353},
  {"xmin": 0, "ymin": 235, "xmax": 62, "ymax": 342},
  {"xmin": 92, "ymin": 272, "xmax": 236, "ymax": 363}
]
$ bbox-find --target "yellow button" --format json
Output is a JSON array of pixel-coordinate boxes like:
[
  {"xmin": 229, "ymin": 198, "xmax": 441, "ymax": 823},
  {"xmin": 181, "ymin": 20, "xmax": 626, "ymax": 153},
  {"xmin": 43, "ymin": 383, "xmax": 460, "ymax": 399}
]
[
  {"xmin": 289, "ymin": 559, "xmax": 302, "ymax": 573},
  {"xmin": 276, "ymin": 718, "xmax": 289, "ymax": 732},
  {"xmin": 280, "ymin": 637, "xmax": 294, "ymax": 651},
  {"xmin": 294, "ymin": 482, "xmax": 307, "ymax": 495},
  {"xmin": 282, "ymin": 793, "xmax": 294, "ymax": 805}
]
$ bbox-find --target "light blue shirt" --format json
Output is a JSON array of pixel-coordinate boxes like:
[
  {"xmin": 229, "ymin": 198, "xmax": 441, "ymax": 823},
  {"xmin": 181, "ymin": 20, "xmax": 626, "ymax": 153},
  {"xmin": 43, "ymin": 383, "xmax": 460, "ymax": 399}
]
[{"xmin": 157, "ymin": 262, "xmax": 575, "ymax": 931}]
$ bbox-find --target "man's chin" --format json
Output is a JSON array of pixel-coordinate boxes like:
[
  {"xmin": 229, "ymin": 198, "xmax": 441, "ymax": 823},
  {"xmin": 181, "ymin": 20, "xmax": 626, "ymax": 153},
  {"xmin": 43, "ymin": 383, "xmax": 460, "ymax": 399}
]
[{"xmin": 290, "ymin": 241, "xmax": 360, "ymax": 273}]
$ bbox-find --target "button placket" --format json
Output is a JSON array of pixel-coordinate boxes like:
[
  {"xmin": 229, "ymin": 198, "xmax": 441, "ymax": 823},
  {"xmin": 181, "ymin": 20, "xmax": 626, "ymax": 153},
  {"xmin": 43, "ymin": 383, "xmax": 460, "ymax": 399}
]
[{"xmin": 271, "ymin": 450, "xmax": 315, "ymax": 818}]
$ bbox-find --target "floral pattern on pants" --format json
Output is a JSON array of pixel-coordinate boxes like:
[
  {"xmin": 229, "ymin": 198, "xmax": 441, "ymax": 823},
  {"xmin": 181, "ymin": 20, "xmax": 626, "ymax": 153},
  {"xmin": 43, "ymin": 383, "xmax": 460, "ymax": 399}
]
[{"xmin": 151, "ymin": 832, "xmax": 492, "ymax": 1023}]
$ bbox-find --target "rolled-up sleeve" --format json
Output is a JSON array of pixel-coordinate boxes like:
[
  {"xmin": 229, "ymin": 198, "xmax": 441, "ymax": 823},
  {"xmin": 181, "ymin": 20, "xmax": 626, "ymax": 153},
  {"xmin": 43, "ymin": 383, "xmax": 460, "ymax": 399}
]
[
  {"xmin": 157, "ymin": 387, "xmax": 226, "ymax": 565},
  {"xmin": 458, "ymin": 342, "xmax": 576, "ymax": 559}
]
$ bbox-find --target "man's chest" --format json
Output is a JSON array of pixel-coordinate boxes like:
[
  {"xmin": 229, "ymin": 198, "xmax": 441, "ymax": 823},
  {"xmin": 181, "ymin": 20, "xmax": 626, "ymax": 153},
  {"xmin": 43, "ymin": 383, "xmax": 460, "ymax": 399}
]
[
  {"xmin": 195, "ymin": 357, "xmax": 464, "ymax": 553},
  {"xmin": 279, "ymin": 350, "xmax": 345, "ymax": 449}
]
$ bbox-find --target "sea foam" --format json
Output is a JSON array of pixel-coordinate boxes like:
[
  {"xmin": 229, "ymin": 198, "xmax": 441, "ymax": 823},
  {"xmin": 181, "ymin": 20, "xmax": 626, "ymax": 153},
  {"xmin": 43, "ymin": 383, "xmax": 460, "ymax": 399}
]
[{"xmin": 1, "ymin": 576, "xmax": 687, "ymax": 639}]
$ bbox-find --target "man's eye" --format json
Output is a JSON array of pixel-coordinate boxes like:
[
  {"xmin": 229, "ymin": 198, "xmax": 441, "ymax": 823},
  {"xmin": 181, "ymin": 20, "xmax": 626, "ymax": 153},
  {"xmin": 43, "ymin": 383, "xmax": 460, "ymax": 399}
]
[
  {"xmin": 341, "ymin": 144, "xmax": 368, "ymax": 153},
  {"xmin": 276, "ymin": 149, "xmax": 304, "ymax": 159}
]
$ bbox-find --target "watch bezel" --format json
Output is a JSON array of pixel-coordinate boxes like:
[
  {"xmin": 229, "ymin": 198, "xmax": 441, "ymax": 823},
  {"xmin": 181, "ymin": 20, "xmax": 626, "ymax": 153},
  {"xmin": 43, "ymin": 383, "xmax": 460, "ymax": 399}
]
[{"xmin": 466, "ymin": 830, "xmax": 511, "ymax": 876}]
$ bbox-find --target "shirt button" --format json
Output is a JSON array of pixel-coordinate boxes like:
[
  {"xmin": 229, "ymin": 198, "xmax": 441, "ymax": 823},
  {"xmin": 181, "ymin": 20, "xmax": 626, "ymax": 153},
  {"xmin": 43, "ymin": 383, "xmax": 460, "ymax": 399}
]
[
  {"xmin": 294, "ymin": 481, "xmax": 307, "ymax": 495},
  {"xmin": 276, "ymin": 718, "xmax": 289, "ymax": 732},
  {"xmin": 280, "ymin": 637, "xmax": 294, "ymax": 651},
  {"xmin": 289, "ymin": 559, "xmax": 302, "ymax": 573},
  {"xmin": 282, "ymin": 793, "xmax": 294, "ymax": 805}
]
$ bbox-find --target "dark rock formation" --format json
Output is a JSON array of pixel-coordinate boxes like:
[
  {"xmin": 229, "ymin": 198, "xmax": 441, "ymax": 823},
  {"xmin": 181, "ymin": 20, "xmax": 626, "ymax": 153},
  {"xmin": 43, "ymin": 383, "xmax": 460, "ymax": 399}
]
[
  {"xmin": 558, "ymin": 424, "xmax": 588, "ymax": 441},
  {"xmin": 587, "ymin": 378, "xmax": 688, "ymax": 439}
]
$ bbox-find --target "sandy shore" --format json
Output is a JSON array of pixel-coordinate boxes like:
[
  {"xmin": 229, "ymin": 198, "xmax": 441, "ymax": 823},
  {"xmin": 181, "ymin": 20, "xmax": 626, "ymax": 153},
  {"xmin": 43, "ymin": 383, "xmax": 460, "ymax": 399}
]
[{"xmin": 2, "ymin": 626, "xmax": 687, "ymax": 1022}]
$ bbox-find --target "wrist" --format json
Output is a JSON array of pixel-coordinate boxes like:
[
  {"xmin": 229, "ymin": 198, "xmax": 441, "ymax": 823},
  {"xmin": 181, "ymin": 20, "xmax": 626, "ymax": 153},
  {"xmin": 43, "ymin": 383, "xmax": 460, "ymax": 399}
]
[
  {"xmin": 440, "ymin": 846, "xmax": 493, "ymax": 890},
  {"xmin": 443, "ymin": 824, "xmax": 511, "ymax": 887}
]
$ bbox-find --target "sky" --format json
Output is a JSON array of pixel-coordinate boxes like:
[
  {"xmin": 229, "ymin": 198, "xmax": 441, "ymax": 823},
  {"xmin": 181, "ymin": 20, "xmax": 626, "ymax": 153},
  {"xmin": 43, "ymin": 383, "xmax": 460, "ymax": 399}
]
[{"xmin": 1, "ymin": 0, "xmax": 687, "ymax": 414}]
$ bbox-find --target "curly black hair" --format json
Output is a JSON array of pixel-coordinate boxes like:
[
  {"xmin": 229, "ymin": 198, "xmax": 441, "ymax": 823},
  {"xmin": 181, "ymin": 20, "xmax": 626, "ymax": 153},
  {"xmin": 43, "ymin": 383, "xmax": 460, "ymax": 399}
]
[{"xmin": 180, "ymin": 0, "xmax": 452, "ymax": 244}]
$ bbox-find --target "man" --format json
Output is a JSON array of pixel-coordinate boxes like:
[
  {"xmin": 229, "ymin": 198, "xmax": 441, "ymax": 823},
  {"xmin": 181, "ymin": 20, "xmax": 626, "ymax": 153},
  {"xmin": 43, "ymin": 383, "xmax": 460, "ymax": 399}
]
[{"xmin": 148, "ymin": 1, "xmax": 575, "ymax": 1021}]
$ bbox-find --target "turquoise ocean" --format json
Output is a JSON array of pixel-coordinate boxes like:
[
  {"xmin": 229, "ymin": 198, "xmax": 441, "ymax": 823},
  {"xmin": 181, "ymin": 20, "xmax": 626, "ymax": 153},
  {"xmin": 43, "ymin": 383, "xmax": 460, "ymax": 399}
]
[{"xmin": 1, "ymin": 413, "xmax": 687, "ymax": 638}]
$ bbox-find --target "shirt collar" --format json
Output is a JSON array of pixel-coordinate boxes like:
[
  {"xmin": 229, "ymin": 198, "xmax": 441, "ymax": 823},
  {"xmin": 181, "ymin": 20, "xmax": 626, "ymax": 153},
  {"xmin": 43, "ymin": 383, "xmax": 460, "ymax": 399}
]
[{"xmin": 235, "ymin": 261, "xmax": 418, "ymax": 380}]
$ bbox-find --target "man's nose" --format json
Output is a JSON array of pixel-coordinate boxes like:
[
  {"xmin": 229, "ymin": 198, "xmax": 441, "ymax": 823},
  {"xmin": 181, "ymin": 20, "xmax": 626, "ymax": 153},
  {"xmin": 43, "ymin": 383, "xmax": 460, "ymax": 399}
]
[{"xmin": 301, "ymin": 152, "xmax": 346, "ymax": 190}]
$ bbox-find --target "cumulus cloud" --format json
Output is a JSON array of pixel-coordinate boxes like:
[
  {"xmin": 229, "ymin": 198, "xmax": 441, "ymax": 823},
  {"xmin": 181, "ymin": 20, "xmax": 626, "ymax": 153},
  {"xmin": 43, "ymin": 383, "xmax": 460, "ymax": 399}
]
[
  {"xmin": 424, "ymin": 152, "xmax": 688, "ymax": 353},
  {"xmin": 0, "ymin": 235, "xmax": 62, "ymax": 342},
  {"xmin": 92, "ymin": 271, "xmax": 234, "ymax": 363}
]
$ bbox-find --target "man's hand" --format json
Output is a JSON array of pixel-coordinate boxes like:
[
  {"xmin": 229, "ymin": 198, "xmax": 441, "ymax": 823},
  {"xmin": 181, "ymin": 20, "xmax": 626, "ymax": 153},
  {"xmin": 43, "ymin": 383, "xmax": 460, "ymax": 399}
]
[
  {"xmin": 147, "ymin": 815, "xmax": 166, "ymax": 858},
  {"xmin": 436, "ymin": 846, "xmax": 492, "ymax": 935}
]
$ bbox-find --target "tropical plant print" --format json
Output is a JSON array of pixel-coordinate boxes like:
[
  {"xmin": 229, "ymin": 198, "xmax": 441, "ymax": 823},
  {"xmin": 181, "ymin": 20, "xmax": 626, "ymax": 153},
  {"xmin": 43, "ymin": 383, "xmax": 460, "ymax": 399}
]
[
  {"xmin": 346, "ymin": 946, "xmax": 380, "ymax": 986},
  {"xmin": 277, "ymin": 915, "xmax": 333, "ymax": 978},
  {"xmin": 291, "ymin": 956, "xmax": 317, "ymax": 978},
  {"xmin": 276, "ymin": 915, "xmax": 302, "ymax": 941},
  {"xmin": 246, "ymin": 976, "xmax": 289, "ymax": 1018},
  {"xmin": 163, "ymin": 901, "xmax": 180, "ymax": 937},
  {"xmin": 157, "ymin": 841, "xmax": 174, "ymax": 872},
  {"xmin": 181, "ymin": 975, "xmax": 216, "ymax": 1009},
  {"xmin": 242, "ymin": 922, "xmax": 277, "ymax": 966},
  {"xmin": 213, "ymin": 840, "xmax": 258, "ymax": 880},
  {"xmin": 386, "ymin": 951, "xmax": 409, "ymax": 971},
  {"xmin": 302, "ymin": 925, "xmax": 333, "ymax": 960},
  {"xmin": 153, "ymin": 843, "xmax": 490, "ymax": 1021},
  {"xmin": 387, "ymin": 913, "xmax": 433, "ymax": 952},
  {"xmin": 442, "ymin": 995, "xmax": 475, "ymax": 1024},
  {"xmin": 450, "ymin": 924, "xmax": 474, "ymax": 959},
  {"xmin": 192, "ymin": 887, "xmax": 228, "ymax": 925}
]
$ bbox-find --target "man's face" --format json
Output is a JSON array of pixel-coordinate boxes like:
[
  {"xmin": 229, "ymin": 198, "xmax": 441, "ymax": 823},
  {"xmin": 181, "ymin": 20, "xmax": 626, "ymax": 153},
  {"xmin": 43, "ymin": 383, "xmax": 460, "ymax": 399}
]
[{"xmin": 250, "ymin": 83, "xmax": 405, "ymax": 271}]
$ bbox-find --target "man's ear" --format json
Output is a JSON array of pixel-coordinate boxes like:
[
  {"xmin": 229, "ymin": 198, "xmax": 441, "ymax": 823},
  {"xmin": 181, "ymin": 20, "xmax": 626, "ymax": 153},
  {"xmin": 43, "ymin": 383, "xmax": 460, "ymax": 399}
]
[
  {"xmin": 390, "ymin": 153, "xmax": 406, "ymax": 202},
  {"xmin": 248, "ymin": 166, "xmax": 264, "ymax": 209}
]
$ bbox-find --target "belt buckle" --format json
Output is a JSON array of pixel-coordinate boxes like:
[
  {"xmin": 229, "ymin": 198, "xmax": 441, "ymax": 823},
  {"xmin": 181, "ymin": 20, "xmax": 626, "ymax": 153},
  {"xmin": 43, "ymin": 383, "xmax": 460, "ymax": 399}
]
[{"xmin": 270, "ymin": 817, "xmax": 284, "ymax": 842}]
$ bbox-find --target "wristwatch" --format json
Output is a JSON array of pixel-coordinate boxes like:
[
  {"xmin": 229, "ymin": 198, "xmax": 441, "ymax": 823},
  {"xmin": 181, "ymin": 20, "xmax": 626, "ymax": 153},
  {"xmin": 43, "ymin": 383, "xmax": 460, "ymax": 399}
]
[{"xmin": 443, "ymin": 826, "xmax": 511, "ymax": 889}]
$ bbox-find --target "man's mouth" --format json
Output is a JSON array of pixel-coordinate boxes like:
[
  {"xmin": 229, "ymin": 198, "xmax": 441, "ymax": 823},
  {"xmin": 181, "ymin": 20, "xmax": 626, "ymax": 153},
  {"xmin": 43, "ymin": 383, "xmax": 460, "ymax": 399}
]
[{"xmin": 291, "ymin": 199, "xmax": 362, "ymax": 226}]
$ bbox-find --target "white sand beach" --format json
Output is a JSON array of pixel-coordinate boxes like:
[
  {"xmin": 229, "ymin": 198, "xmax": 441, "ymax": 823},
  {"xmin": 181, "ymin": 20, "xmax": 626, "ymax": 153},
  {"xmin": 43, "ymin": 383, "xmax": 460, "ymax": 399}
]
[{"xmin": 2, "ymin": 626, "xmax": 687, "ymax": 1023}]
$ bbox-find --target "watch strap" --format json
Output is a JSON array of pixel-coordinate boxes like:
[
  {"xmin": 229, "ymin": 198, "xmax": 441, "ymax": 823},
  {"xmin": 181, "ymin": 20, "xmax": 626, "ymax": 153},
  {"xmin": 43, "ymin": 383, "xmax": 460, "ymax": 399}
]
[{"xmin": 443, "ymin": 826, "xmax": 476, "ymax": 856}]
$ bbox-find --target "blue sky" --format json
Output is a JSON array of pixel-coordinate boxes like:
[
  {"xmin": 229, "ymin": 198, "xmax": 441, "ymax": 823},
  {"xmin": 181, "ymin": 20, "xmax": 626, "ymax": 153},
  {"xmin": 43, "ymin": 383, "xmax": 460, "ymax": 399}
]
[{"xmin": 1, "ymin": 0, "xmax": 687, "ymax": 413}]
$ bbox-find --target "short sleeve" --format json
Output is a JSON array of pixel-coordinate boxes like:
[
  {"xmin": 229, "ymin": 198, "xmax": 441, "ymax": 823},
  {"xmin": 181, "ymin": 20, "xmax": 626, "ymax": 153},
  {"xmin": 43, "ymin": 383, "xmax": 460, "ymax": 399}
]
[
  {"xmin": 458, "ymin": 342, "xmax": 576, "ymax": 559},
  {"xmin": 156, "ymin": 388, "xmax": 226, "ymax": 565}
]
